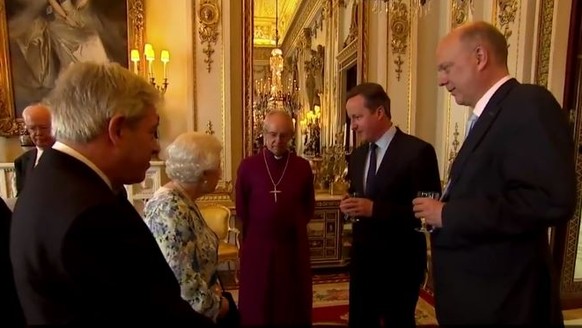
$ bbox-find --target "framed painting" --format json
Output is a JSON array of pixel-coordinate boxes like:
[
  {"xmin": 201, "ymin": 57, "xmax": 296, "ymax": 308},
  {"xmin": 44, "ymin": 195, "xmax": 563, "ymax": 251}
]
[{"xmin": 0, "ymin": 0, "xmax": 145, "ymax": 136}]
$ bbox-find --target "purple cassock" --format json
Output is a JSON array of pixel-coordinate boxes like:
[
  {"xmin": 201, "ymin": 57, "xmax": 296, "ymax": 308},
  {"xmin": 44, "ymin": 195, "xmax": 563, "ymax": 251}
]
[{"xmin": 235, "ymin": 149, "xmax": 315, "ymax": 326}]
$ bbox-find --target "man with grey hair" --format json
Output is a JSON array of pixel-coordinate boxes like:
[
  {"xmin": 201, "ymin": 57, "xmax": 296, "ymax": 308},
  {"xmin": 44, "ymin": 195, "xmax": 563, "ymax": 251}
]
[
  {"xmin": 236, "ymin": 110, "xmax": 315, "ymax": 326},
  {"xmin": 10, "ymin": 62, "xmax": 214, "ymax": 326},
  {"xmin": 14, "ymin": 103, "xmax": 56, "ymax": 195},
  {"xmin": 413, "ymin": 21, "xmax": 575, "ymax": 324}
]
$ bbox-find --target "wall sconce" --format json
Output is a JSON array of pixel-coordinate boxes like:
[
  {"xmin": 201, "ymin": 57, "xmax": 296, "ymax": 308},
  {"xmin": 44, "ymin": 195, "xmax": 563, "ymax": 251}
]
[{"xmin": 130, "ymin": 43, "xmax": 170, "ymax": 95}]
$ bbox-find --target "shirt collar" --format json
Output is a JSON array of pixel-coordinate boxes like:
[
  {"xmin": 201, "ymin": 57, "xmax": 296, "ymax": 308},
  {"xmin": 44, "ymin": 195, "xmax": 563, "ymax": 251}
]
[
  {"xmin": 374, "ymin": 124, "xmax": 397, "ymax": 150},
  {"xmin": 473, "ymin": 75, "xmax": 512, "ymax": 117},
  {"xmin": 52, "ymin": 141, "xmax": 113, "ymax": 190}
]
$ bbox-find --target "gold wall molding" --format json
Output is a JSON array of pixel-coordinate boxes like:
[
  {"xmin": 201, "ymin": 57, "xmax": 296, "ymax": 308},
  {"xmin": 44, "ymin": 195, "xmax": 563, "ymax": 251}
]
[
  {"xmin": 198, "ymin": 0, "xmax": 221, "ymax": 73},
  {"xmin": 496, "ymin": 0, "xmax": 519, "ymax": 47},
  {"xmin": 323, "ymin": 0, "xmax": 332, "ymax": 18},
  {"xmin": 445, "ymin": 123, "xmax": 461, "ymax": 181},
  {"xmin": 191, "ymin": 0, "xmax": 198, "ymax": 130},
  {"xmin": 253, "ymin": 47, "xmax": 272, "ymax": 61},
  {"xmin": 344, "ymin": 2, "xmax": 359, "ymax": 48},
  {"xmin": 359, "ymin": 0, "xmax": 368, "ymax": 83},
  {"xmin": 206, "ymin": 120, "xmax": 215, "ymax": 135},
  {"xmin": 452, "ymin": 0, "xmax": 472, "ymax": 28},
  {"xmin": 337, "ymin": 39, "xmax": 358, "ymax": 71},
  {"xmin": 281, "ymin": 0, "xmax": 323, "ymax": 54},
  {"xmin": 300, "ymin": 28, "xmax": 313, "ymax": 50},
  {"xmin": 534, "ymin": 0, "xmax": 554, "ymax": 87},
  {"xmin": 243, "ymin": 0, "xmax": 254, "ymax": 156},
  {"xmin": 389, "ymin": 0, "xmax": 409, "ymax": 82}
]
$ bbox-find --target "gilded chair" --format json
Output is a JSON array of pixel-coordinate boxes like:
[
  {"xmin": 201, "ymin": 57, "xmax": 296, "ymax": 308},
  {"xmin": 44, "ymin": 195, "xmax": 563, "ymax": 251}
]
[{"xmin": 199, "ymin": 204, "xmax": 241, "ymax": 282}]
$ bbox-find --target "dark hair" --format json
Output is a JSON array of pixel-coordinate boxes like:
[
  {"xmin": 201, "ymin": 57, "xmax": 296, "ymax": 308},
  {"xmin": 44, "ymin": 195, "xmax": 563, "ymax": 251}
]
[
  {"xmin": 460, "ymin": 21, "xmax": 508, "ymax": 67},
  {"xmin": 346, "ymin": 82, "xmax": 391, "ymax": 119}
]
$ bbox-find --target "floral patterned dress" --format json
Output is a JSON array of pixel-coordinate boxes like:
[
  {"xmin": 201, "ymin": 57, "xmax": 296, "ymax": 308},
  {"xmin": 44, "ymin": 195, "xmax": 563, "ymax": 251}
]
[{"xmin": 144, "ymin": 187, "xmax": 221, "ymax": 321}]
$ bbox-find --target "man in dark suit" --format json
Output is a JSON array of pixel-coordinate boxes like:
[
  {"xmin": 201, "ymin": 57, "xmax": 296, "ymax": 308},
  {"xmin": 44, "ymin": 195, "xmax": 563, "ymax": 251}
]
[
  {"xmin": 13, "ymin": 103, "xmax": 55, "ymax": 195},
  {"xmin": 413, "ymin": 21, "xmax": 576, "ymax": 325},
  {"xmin": 10, "ymin": 62, "xmax": 214, "ymax": 326},
  {"xmin": 340, "ymin": 82, "xmax": 441, "ymax": 327}
]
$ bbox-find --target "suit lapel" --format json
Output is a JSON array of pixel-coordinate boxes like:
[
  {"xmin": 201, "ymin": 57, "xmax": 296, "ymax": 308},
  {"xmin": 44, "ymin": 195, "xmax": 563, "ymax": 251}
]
[
  {"xmin": 372, "ymin": 128, "xmax": 404, "ymax": 195},
  {"xmin": 448, "ymin": 79, "xmax": 518, "ymax": 190},
  {"xmin": 26, "ymin": 149, "xmax": 37, "ymax": 173},
  {"xmin": 350, "ymin": 146, "xmax": 367, "ymax": 196}
]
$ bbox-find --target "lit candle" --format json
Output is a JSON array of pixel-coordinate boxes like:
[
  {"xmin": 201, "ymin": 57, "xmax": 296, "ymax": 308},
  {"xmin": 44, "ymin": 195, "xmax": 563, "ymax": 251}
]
[
  {"xmin": 144, "ymin": 43, "xmax": 155, "ymax": 77},
  {"xmin": 160, "ymin": 50, "xmax": 170, "ymax": 79},
  {"xmin": 130, "ymin": 49, "xmax": 140, "ymax": 74}
]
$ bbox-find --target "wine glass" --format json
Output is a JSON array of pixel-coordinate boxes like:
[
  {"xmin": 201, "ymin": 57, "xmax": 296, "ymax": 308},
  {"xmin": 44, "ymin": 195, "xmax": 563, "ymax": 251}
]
[
  {"xmin": 415, "ymin": 191, "xmax": 440, "ymax": 233},
  {"xmin": 343, "ymin": 192, "xmax": 360, "ymax": 223}
]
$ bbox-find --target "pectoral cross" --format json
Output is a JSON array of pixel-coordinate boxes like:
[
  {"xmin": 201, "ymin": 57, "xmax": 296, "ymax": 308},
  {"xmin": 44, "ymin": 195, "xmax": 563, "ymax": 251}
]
[{"xmin": 269, "ymin": 186, "xmax": 282, "ymax": 202}]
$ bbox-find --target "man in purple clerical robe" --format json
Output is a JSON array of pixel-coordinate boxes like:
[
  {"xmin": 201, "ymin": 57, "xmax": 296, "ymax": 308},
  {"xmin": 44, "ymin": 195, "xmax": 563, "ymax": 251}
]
[{"xmin": 235, "ymin": 110, "xmax": 315, "ymax": 327}]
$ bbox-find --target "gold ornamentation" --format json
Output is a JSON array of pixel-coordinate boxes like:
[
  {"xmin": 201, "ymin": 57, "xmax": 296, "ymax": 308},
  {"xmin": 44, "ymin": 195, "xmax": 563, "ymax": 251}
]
[
  {"xmin": 534, "ymin": 0, "xmax": 553, "ymax": 88},
  {"xmin": 0, "ymin": 0, "xmax": 144, "ymax": 137},
  {"xmin": 344, "ymin": 1, "xmax": 359, "ymax": 48},
  {"xmin": 337, "ymin": 39, "xmax": 358, "ymax": 70},
  {"xmin": 197, "ymin": 180, "xmax": 234, "ymax": 205},
  {"xmin": 243, "ymin": 0, "xmax": 254, "ymax": 156},
  {"xmin": 300, "ymin": 28, "xmax": 313, "ymax": 50},
  {"xmin": 323, "ymin": 0, "xmax": 332, "ymax": 18},
  {"xmin": 198, "ymin": 0, "xmax": 220, "ymax": 73},
  {"xmin": 390, "ymin": 0, "xmax": 409, "ymax": 81},
  {"xmin": 281, "ymin": 0, "xmax": 323, "ymax": 53},
  {"xmin": 452, "ymin": 0, "xmax": 472, "ymax": 28},
  {"xmin": 445, "ymin": 123, "xmax": 460, "ymax": 181},
  {"xmin": 206, "ymin": 120, "xmax": 215, "ymax": 135},
  {"xmin": 496, "ymin": 0, "xmax": 518, "ymax": 47}
]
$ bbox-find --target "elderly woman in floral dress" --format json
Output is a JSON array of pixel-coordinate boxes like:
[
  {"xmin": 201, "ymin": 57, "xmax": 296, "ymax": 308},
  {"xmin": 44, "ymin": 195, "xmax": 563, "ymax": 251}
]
[{"xmin": 144, "ymin": 132, "xmax": 229, "ymax": 322}]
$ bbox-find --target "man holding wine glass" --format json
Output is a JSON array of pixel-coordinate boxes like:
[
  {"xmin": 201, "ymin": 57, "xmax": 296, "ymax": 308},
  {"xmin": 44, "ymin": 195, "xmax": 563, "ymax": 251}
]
[
  {"xmin": 339, "ymin": 82, "xmax": 441, "ymax": 327},
  {"xmin": 412, "ymin": 22, "xmax": 576, "ymax": 325}
]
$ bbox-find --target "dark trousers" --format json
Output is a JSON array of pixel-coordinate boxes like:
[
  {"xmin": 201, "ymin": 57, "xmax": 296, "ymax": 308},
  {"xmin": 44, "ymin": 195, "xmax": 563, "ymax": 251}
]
[{"xmin": 348, "ymin": 243, "xmax": 422, "ymax": 328}]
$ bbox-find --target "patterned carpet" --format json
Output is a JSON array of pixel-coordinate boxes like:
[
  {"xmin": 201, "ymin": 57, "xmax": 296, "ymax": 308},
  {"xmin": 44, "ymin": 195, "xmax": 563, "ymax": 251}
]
[{"xmin": 219, "ymin": 270, "xmax": 437, "ymax": 326}]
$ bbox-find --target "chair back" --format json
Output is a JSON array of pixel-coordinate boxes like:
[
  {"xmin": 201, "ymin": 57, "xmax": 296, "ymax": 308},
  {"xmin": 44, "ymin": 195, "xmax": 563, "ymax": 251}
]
[{"xmin": 199, "ymin": 204, "xmax": 231, "ymax": 241}]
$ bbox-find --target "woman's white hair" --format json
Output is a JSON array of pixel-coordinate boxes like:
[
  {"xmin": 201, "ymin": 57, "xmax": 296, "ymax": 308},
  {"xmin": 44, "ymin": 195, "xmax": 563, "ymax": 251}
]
[
  {"xmin": 46, "ymin": 61, "xmax": 162, "ymax": 142},
  {"xmin": 165, "ymin": 132, "xmax": 222, "ymax": 184}
]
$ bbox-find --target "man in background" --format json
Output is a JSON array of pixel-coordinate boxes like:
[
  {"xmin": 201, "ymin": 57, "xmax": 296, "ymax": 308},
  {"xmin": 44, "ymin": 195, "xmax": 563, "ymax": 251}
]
[
  {"xmin": 10, "ymin": 62, "xmax": 214, "ymax": 326},
  {"xmin": 413, "ymin": 21, "xmax": 576, "ymax": 324},
  {"xmin": 340, "ymin": 82, "xmax": 441, "ymax": 327},
  {"xmin": 236, "ymin": 110, "xmax": 315, "ymax": 326},
  {"xmin": 14, "ymin": 103, "xmax": 55, "ymax": 195}
]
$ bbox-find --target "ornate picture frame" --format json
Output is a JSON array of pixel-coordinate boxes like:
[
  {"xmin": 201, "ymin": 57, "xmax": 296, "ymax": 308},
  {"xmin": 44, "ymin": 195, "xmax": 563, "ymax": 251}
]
[{"xmin": 0, "ymin": 0, "xmax": 145, "ymax": 137}]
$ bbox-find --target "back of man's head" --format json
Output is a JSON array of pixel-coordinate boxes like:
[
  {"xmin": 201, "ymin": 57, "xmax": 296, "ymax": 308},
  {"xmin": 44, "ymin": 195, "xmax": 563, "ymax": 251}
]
[{"xmin": 46, "ymin": 62, "xmax": 162, "ymax": 143}]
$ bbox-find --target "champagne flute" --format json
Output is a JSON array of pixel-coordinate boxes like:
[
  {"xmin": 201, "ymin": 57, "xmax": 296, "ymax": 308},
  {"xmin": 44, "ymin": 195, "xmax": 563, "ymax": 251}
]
[
  {"xmin": 343, "ymin": 192, "xmax": 360, "ymax": 223},
  {"xmin": 415, "ymin": 191, "xmax": 440, "ymax": 233}
]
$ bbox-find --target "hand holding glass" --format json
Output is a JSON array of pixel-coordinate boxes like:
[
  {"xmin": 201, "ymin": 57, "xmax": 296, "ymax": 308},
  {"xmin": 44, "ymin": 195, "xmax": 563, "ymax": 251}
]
[
  {"xmin": 343, "ymin": 192, "xmax": 360, "ymax": 223},
  {"xmin": 415, "ymin": 191, "xmax": 440, "ymax": 233}
]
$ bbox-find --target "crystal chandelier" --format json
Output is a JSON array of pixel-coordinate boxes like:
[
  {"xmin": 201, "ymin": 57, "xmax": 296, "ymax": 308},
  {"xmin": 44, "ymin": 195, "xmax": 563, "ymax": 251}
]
[{"xmin": 355, "ymin": 0, "xmax": 432, "ymax": 15}]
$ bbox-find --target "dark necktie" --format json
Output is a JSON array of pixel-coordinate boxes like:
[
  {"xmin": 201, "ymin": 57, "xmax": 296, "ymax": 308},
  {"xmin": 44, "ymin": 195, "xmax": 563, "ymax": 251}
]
[{"xmin": 365, "ymin": 142, "xmax": 377, "ymax": 196}]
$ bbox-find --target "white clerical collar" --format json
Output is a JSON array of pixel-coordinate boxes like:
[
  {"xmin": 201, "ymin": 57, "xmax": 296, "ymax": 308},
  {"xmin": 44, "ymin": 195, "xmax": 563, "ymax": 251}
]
[{"xmin": 52, "ymin": 141, "xmax": 113, "ymax": 190}]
